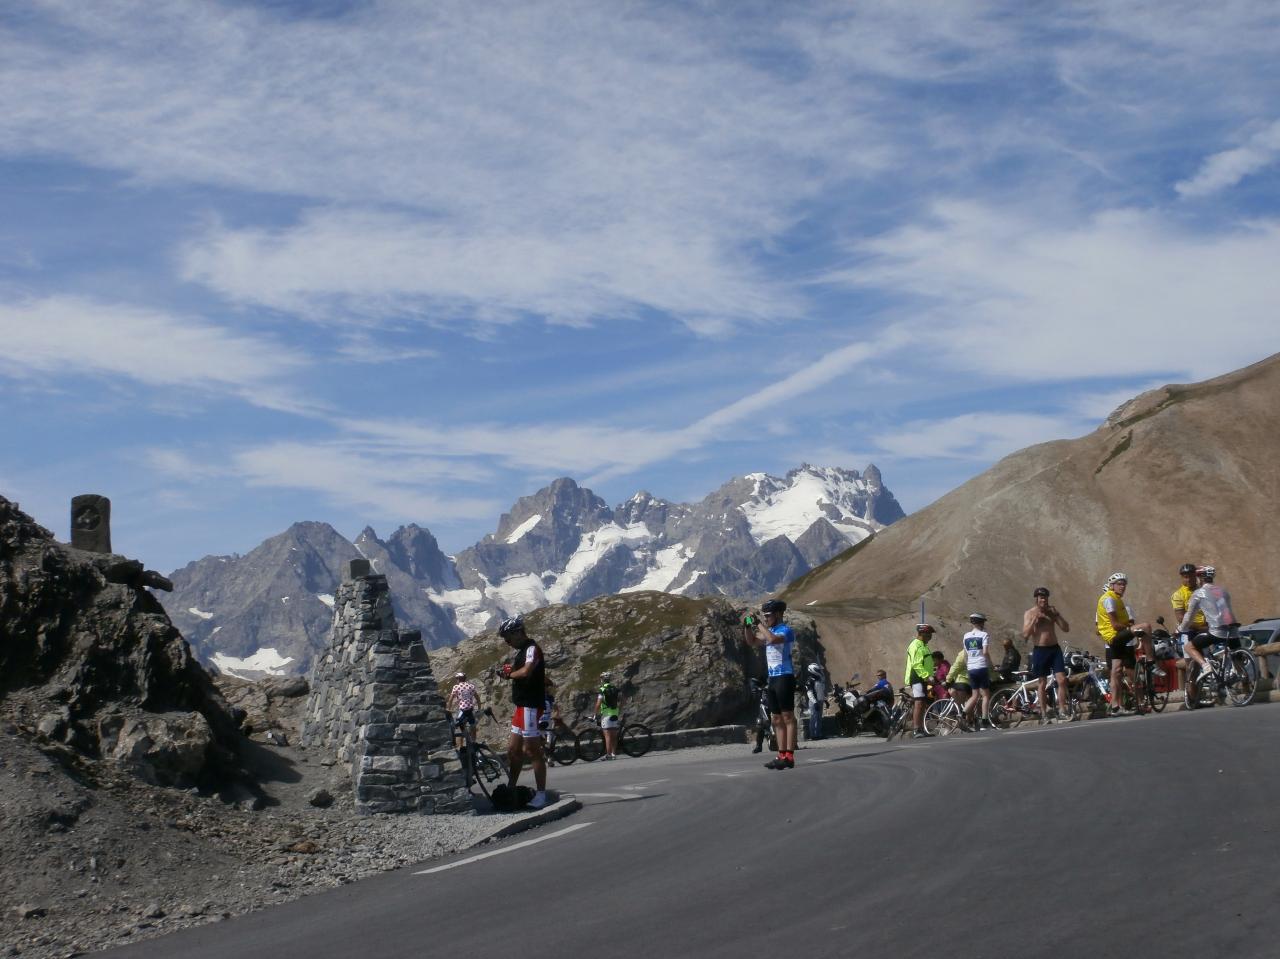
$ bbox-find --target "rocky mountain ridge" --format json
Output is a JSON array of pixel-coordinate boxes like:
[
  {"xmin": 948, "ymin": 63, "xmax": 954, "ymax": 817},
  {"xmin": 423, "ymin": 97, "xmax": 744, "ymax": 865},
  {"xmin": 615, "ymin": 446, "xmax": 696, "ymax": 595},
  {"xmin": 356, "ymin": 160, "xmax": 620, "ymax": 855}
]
[{"xmin": 162, "ymin": 463, "xmax": 902, "ymax": 678}]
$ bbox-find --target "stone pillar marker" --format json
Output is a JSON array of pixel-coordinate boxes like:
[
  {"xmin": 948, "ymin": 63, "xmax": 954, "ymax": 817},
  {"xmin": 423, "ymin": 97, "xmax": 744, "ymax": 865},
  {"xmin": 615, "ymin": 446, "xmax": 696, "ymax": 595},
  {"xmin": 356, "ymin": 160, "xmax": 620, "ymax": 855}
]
[
  {"xmin": 70, "ymin": 494, "xmax": 111, "ymax": 553},
  {"xmin": 348, "ymin": 558, "xmax": 372, "ymax": 579},
  {"xmin": 300, "ymin": 570, "xmax": 467, "ymax": 814}
]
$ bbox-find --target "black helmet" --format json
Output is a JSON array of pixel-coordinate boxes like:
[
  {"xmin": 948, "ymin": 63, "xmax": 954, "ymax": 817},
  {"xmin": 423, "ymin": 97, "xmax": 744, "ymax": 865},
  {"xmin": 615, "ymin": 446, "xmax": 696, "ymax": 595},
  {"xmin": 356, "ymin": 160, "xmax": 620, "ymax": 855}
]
[
  {"xmin": 1033, "ymin": 586, "xmax": 1050, "ymax": 598},
  {"xmin": 497, "ymin": 616, "xmax": 525, "ymax": 637},
  {"xmin": 1178, "ymin": 563, "xmax": 1196, "ymax": 576},
  {"xmin": 760, "ymin": 599, "xmax": 787, "ymax": 614}
]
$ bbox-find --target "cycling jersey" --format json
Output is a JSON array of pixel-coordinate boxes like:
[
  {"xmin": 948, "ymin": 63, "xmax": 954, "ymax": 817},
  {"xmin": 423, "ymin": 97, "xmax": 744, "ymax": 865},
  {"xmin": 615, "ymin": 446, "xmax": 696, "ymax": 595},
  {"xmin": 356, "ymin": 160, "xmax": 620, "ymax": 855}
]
[
  {"xmin": 945, "ymin": 654, "xmax": 969, "ymax": 687},
  {"xmin": 1181, "ymin": 583, "xmax": 1238, "ymax": 638},
  {"xmin": 509, "ymin": 640, "xmax": 546, "ymax": 708},
  {"xmin": 765, "ymin": 624, "xmax": 796, "ymax": 677},
  {"xmin": 960, "ymin": 629, "xmax": 991, "ymax": 670},
  {"xmin": 904, "ymin": 638, "xmax": 932, "ymax": 685},
  {"xmin": 1096, "ymin": 589, "xmax": 1131, "ymax": 642},
  {"xmin": 450, "ymin": 680, "xmax": 478, "ymax": 711},
  {"xmin": 1171, "ymin": 585, "xmax": 1207, "ymax": 630},
  {"xmin": 597, "ymin": 683, "xmax": 620, "ymax": 718}
]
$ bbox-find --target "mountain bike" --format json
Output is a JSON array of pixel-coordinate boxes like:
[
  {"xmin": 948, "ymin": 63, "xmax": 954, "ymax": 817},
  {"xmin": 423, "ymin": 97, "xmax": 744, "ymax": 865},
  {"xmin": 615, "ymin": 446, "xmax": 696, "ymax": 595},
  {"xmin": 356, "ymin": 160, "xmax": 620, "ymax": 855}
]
[
  {"xmin": 1186, "ymin": 636, "xmax": 1259, "ymax": 708},
  {"xmin": 452, "ymin": 708, "xmax": 507, "ymax": 799},
  {"xmin": 577, "ymin": 717, "xmax": 653, "ymax": 760}
]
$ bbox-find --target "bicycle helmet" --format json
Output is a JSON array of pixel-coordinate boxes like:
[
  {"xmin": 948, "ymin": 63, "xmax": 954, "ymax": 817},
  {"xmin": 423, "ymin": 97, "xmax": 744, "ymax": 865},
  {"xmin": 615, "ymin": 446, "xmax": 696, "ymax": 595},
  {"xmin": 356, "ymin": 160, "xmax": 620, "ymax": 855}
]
[
  {"xmin": 454, "ymin": 671, "xmax": 465, "ymax": 679},
  {"xmin": 1033, "ymin": 586, "xmax": 1050, "ymax": 598},
  {"xmin": 760, "ymin": 599, "xmax": 787, "ymax": 614},
  {"xmin": 806, "ymin": 663, "xmax": 824, "ymax": 676},
  {"xmin": 1106, "ymin": 572, "xmax": 1128, "ymax": 587},
  {"xmin": 1197, "ymin": 565, "xmax": 1216, "ymax": 581},
  {"xmin": 915, "ymin": 623, "xmax": 935, "ymax": 635},
  {"xmin": 1178, "ymin": 563, "xmax": 1196, "ymax": 576},
  {"xmin": 968, "ymin": 612, "xmax": 987, "ymax": 623},
  {"xmin": 497, "ymin": 616, "xmax": 525, "ymax": 637}
]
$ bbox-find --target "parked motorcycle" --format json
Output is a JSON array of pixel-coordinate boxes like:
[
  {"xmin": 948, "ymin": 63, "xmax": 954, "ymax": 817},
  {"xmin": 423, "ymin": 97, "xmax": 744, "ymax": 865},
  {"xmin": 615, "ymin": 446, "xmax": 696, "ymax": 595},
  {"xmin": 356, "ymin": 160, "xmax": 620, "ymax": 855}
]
[{"xmin": 833, "ymin": 675, "xmax": 892, "ymax": 738}]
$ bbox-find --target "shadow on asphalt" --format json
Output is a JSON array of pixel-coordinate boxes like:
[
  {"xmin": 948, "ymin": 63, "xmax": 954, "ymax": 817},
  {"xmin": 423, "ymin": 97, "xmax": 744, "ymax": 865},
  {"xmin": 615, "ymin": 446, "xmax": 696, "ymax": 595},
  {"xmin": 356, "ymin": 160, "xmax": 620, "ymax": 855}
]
[{"xmin": 577, "ymin": 793, "xmax": 669, "ymax": 807}]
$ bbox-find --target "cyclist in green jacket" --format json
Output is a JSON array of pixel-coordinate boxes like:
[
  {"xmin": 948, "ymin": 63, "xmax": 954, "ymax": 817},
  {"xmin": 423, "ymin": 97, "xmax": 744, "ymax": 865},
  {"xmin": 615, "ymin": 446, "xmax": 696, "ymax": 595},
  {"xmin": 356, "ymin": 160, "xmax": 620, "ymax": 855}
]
[
  {"xmin": 904, "ymin": 624, "xmax": 937, "ymax": 738},
  {"xmin": 594, "ymin": 672, "xmax": 622, "ymax": 761}
]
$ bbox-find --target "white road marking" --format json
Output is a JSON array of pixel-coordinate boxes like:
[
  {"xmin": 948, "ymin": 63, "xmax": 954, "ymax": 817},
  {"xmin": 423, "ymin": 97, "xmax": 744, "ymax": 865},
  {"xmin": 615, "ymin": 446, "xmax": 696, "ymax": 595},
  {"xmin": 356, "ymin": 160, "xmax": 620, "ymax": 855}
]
[
  {"xmin": 414, "ymin": 823, "xmax": 593, "ymax": 875},
  {"xmin": 621, "ymin": 779, "xmax": 669, "ymax": 790},
  {"xmin": 806, "ymin": 758, "xmax": 831, "ymax": 764},
  {"xmin": 574, "ymin": 792, "xmax": 641, "ymax": 799},
  {"xmin": 708, "ymin": 772, "xmax": 744, "ymax": 778}
]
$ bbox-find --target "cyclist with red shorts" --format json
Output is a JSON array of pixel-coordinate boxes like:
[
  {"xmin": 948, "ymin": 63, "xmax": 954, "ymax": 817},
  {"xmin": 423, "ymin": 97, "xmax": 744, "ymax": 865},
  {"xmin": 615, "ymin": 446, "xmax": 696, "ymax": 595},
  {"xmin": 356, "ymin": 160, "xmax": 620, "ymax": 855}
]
[{"xmin": 498, "ymin": 616, "xmax": 549, "ymax": 809}]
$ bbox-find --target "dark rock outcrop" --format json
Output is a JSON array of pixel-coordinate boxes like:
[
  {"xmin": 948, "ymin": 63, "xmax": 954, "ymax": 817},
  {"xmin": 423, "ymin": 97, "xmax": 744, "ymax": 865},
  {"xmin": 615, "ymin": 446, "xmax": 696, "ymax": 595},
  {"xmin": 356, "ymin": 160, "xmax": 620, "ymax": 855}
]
[
  {"xmin": 0, "ymin": 495, "xmax": 245, "ymax": 787},
  {"xmin": 431, "ymin": 591, "xmax": 823, "ymax": 736}
]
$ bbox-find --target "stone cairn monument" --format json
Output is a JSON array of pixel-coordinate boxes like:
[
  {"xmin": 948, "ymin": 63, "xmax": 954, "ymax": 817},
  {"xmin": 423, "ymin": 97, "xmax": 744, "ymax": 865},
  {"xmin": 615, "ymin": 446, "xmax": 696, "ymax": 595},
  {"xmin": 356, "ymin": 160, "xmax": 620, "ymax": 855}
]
[{"xmin": 300, "ymin": 559, "xmax": 469, "ymax": 814}]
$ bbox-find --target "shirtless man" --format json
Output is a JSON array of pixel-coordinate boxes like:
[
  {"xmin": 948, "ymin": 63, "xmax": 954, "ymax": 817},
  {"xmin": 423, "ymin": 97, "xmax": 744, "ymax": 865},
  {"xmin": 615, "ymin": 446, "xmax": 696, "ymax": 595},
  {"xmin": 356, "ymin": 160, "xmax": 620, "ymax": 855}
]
[{"xmin": 1022, "ymin": 586, "xmax": 1072, "ymax": 723}]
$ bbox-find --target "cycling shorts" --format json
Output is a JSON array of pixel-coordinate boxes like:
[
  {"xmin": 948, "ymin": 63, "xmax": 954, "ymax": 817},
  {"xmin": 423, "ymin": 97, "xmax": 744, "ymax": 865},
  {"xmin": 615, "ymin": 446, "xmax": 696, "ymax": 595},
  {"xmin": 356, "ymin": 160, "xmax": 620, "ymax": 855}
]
[
  {"xmin": 454, "ymin": 708, "xmax": 476, "ymax": 728},
  {"xmin": 951, "ymin": 682, "xmax": 972, "ymax": 694},
  {"xmin": 1030, "ymin": 644, "xmax": 1065, "ymax": 678},
  {"xmin": 510, "ymin": 706, "xmax": 544, "ymax": 739},
  {"xmin": 1105, "ymin": 641, "xmax": 1136, "ymax": 669},
  {"xmin": 599, "ymin": 715, "xmax": 620, "ymax": 730},
  {"xmin": 1190, "ymin": 632, "xmax": 1240, "ymax": 653},
  {"xmin": 968, "ymin": 667, "xmax": 991, "ymax": 691},
  {"xmin": 910, "ymin": 681, "xmax": 928, "ymax": 700},
  {"xmin": 766, "ymin": 674, "xmax": 796, "ymax": 714}
]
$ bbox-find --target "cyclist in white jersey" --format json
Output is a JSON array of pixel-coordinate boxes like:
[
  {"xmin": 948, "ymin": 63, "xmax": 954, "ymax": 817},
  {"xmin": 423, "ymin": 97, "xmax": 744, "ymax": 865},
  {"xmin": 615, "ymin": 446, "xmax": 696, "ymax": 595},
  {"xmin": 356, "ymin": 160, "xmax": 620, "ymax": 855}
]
[
  {"xmin": 960, "ymin": 613, "xmax": 995, "ymax": 729},
  {"xmin": 1178, "ymin": 566, "xmax": 1239, "ymax": 680}
]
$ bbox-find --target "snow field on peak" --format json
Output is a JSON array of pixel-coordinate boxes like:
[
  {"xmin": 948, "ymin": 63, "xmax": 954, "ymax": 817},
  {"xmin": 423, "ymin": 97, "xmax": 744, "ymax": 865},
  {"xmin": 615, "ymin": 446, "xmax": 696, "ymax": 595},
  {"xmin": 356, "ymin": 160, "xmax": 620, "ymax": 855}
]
[
  {"xmin": 618, "ymin": 544, "xmax": 692, "ymax": 594},
  {"xmin": 212, "ymin": 647, "xmax": 295, "ymax": 679},
  {"xmin": 740, "ymin": 468, "xmax": 874, "ymax": 545},
  {"xmin": 504, "ymin": 514, "xmax": 542, "ymax": 544},
  {"xmin": 187, "ymin": 607, "xmax": 214, "ymax": 620}
]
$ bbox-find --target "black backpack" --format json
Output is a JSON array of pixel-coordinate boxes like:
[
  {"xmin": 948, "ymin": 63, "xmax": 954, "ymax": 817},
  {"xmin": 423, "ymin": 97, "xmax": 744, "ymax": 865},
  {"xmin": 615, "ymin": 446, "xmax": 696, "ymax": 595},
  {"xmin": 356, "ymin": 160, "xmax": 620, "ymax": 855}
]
[
  {"xmin": 601, "ymin": 683, "xmax": 619, "ymax": 709},
  {"xmin": 490, "ymin": 784, "xmax": 534, "ymax": 812}
]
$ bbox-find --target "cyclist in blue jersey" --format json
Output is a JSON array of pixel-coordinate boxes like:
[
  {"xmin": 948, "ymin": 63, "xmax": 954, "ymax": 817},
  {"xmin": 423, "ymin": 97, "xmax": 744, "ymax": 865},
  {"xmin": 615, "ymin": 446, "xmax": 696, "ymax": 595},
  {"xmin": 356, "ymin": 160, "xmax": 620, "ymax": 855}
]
[{"xmin": 743, "ymin": 599, "xmax": 797, "ymax": 769}]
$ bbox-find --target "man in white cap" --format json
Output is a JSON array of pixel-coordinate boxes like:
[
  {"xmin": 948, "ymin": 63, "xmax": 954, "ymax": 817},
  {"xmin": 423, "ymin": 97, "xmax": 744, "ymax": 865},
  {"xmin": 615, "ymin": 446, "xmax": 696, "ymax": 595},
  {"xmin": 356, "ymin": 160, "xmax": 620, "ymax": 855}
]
[{"xmin": 445, "ymin": 669, "xmax": 482, "ymax": 750}]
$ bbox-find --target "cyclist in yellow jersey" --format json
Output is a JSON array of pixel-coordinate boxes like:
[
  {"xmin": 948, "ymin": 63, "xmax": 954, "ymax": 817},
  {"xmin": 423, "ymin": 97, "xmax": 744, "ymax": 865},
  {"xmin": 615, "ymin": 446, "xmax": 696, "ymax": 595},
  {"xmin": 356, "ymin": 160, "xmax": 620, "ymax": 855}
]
[
  {"xmin": 1170, "ymin": 562, "xmax": 1207, "ymax": 659},
  {"xmin": 1096, "ymin": 573, "xmax": 1153, "ymax": 715}
]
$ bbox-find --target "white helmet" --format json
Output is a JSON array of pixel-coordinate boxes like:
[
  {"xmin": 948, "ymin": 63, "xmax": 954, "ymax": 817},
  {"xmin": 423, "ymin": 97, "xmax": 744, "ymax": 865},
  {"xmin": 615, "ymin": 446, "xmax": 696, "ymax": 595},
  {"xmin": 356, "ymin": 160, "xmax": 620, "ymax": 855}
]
[
  {"xmin": 807, "ymin": 663, "xmax": 824, "ymax": 676},
  {"xmin": 1106, "ymin": 572, "xmax": 1128, "ymax": 588},
  {"xmin": 1197, "ymin": 565, "xmax": 1216, "ymax": 581}
]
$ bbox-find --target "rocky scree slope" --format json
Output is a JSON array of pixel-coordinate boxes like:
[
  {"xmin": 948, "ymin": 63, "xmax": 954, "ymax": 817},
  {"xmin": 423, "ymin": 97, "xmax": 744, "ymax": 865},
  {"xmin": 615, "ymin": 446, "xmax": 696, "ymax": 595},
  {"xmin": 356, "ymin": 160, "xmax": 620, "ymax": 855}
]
[
  {"xmin": 783, "ymin": 354, "xmax": 1280, "ymax": 686},
  {"xmin": 430, "ymin": 591, "xmax": 822, "ymax": 738}
]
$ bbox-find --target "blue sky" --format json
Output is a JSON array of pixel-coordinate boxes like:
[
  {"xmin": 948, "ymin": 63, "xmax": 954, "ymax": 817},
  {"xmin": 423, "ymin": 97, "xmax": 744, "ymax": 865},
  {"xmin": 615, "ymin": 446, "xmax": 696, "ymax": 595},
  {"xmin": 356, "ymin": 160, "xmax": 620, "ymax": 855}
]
[{"xmin": 2, "ymin": 0, "xmax": 1279, "ymax": 574}]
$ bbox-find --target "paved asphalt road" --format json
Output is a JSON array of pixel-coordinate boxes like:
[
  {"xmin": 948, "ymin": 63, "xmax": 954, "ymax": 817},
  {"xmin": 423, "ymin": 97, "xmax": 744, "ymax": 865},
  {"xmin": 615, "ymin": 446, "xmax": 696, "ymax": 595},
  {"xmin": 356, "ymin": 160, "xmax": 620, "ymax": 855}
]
[{"xmin": 107, "ymin": 705, "xmax": 1279, "ymax": 959}]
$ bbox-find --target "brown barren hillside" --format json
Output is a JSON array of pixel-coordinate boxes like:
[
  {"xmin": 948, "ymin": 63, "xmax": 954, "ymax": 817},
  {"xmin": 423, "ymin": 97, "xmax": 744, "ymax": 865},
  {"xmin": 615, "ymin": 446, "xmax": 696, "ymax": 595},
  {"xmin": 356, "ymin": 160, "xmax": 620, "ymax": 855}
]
[{"xmin": 784, "ymin": 353, "xmax": 1280, "ymax": 684}]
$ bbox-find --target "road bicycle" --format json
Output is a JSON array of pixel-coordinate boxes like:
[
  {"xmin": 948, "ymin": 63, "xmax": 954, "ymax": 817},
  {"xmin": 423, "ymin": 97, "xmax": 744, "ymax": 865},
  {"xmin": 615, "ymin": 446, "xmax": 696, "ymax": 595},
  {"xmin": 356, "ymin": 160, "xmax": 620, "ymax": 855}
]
[
  {"xmin": 922, "ymin": 693, "xmax": 976, "ymax": 736},
  {"xmin": 451, "ymin": 708, "xmax": 508, "ymax": 800},
  {"xmin": 884, "ymin": 687, "xmax": 916, "ymax": 741},
  {"xmin": 1186, "ymin": 636, "xmax": 1259, "ymax": 708},
  {"xmin": 989, "ymin": 671, "xmax": 1078, "ymax": 728},
  {"xmin": 541, "ymin": 720, "xmax": 580, "ymax": 766},
  {"xmin": 1126, "ymin": 655, "xmax": 1170, "ymax": 713},
  {"xmin": 576, "ymin": 716, "xmax": 654, "ymax": 761}
]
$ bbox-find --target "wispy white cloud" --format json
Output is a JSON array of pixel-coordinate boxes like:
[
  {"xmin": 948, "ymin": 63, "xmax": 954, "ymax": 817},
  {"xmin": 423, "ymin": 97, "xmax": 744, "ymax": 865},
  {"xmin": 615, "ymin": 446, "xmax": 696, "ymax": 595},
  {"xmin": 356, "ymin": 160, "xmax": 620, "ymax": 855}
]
[
  {"xmin": 838, "ymin": 202, "xmax": 1280, "ymax": 379},
  {"xmin": 1177, "ymin": 119, "xmax": 1280, "ymax": 197},
  {"xmin": 872, "ymin": 412, "xmax": 1092, "ymax": 461},
  {"xmin": 0, "ymin": 295, "xmax": 312, "ymax": 412},
  {"xmin": 149, "ymin": 441, "xmax": 501, "ymax": 524}
]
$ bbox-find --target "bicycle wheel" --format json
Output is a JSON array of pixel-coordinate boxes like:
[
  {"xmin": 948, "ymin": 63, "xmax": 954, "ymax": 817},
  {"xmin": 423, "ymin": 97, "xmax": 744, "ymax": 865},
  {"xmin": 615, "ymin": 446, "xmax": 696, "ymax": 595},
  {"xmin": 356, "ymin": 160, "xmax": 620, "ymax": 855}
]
[
  {"xmin": 576, "ymin": 727, "xmax": 605, "ymax": 762},
  {"xmin": 620, "ymin": 722, "xmax": 652, "ymax": 758},
  {"xmin": 551, "ymin": 731, "xmax": 579, "ymax": 766},
  {"xmin": 1225, "ymin": 650, "xmax": 1258, "ymax": 707},
  {"xmin": 923, "ymin": 700, "xmax": 960, "ymax": 736},
  {"xmin": 988, "ymin": 689, "xmax": 1016, "ymax": 729},
  {"xmin": 470, "ymin": 745, "xmax": 507, "ymax": 800},
  {"xmin": 1148, "ymin": 671, "xmax": 1170, "ymax": 712}
]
